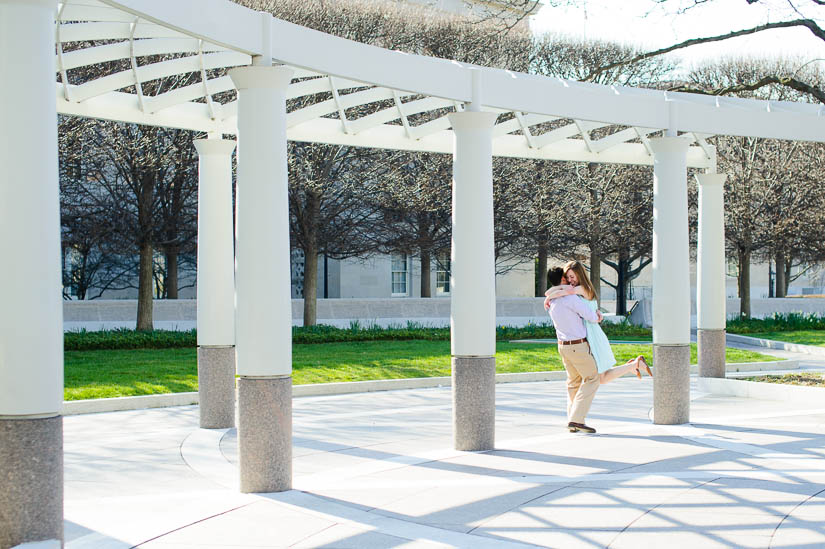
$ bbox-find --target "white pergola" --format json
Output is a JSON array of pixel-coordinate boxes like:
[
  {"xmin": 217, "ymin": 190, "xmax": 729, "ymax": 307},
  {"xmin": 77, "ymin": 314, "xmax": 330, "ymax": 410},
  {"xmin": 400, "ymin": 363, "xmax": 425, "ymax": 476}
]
[{"xmin": 2, "ymin": 0, "xmax": 824, "ymax": 545}]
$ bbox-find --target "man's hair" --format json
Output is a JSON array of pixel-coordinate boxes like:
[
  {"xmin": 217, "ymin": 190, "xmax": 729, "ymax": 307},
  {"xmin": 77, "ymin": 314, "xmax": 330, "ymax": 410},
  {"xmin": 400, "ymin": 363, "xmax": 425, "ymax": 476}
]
[{"xmin": 547, "ymin": 266, "xmax": 564, "ymax": 287}]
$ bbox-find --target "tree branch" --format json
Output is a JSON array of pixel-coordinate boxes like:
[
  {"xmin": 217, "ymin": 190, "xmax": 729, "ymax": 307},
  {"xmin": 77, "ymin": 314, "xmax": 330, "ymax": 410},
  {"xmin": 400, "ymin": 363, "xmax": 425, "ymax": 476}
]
[
  {"xmin": 584, "ymin": 19, "xmax": 825, "ymax": 83},
  {"xmin": 669, "ymin": 75, "xmax": 825, "ymax": 103}
]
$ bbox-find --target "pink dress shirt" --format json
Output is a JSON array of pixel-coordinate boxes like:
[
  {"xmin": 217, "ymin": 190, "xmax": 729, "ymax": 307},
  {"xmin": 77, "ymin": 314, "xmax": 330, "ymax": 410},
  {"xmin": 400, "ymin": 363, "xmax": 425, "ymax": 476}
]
[{"xmin": 548, "ymin": 294, "xmax": 600, "ymax": 341}]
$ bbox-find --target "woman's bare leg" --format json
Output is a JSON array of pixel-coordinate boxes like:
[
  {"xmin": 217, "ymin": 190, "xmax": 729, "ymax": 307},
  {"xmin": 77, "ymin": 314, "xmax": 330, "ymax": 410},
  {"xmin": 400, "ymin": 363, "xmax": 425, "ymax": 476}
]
[{"xmin": 599, "ymin": 357, "xmax": 640, "ymax": 385}]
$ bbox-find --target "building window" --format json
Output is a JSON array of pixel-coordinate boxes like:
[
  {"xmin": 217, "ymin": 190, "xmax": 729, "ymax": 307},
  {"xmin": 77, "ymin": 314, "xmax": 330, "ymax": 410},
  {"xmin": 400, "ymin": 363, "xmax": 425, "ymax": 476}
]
[
  {"xmin": 291, "ymin": 249, "xmax": 305, "ymax": 298},
  {"xmin": 726, "ymin": 257, "xmax": 738, "ymax": 278},
  {"xmin": 63, "ymin": 247, "xmax": 81, "ymax": 299},
  {"xmin": 436, "ymin": 253, "xmax": 450, "ymax": 295},
  {"xmin": 391, "ymin": 253, "xmax": 408, "ymax": 296},
  {"xmin": 153, "ymin": 251, "xmax": 166, "ymax": 298}
]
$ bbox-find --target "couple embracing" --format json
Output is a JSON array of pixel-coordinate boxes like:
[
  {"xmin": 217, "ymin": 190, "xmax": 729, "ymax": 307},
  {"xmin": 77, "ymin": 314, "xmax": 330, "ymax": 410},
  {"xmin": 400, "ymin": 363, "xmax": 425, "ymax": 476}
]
[{"xmin": 544, "ymin": 261, "xmax": 653, "ymax": 434}]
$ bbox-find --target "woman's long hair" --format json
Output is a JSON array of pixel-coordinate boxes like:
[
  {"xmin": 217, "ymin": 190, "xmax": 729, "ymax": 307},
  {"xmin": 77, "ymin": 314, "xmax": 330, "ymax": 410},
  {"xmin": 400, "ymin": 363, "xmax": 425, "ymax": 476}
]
[{"xmin": 563, "ymin": 260, "xmax": 597, "ymax": 301}]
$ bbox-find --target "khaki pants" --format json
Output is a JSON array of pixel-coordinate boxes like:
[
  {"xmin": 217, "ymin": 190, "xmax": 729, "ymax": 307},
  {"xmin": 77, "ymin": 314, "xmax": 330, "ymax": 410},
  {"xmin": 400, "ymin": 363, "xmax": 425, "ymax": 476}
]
[{"xmin": 558, "ymin": 342, "xmax": 599, "ymax": 424}]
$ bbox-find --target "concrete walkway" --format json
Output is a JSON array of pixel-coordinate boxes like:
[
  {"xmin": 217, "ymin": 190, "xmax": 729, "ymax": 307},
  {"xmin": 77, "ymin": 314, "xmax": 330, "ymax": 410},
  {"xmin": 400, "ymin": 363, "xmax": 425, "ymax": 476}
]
[{"xmin": 64, "ymin": 373, "xmax": 825, "ymax": 549}]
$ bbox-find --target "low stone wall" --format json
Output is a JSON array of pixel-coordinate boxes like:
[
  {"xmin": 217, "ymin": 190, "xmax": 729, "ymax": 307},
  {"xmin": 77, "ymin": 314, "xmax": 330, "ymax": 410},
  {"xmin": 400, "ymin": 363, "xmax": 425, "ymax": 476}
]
[
  {"xmin": 64, "ymin": 300, "xmax": 197, "ymax": 331},
  {"xmin": 64, "ymin": 297, "xmax": 582, "ymax": 331},
  {"xmin": 726, "ymin": 297, "xmax": 825, "ymax": 317},
  {"xmin": 629, "ymin": 297, "xmax": 825, "ymax": 327},
  {"xmin": 290, "ymin": 297, "xmax": 563, "ymax": 327},
  {"xmin": 65, "ymin": 296, "xmax": 825, "ymax": 331}
]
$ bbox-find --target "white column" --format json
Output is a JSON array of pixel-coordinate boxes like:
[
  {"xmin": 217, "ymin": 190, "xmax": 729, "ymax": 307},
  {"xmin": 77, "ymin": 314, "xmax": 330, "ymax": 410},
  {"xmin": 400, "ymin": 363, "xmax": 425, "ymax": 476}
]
[
  {"xmin": 448, "ymin": 110, "xmax": 498, "ymax": 451},
  {"xmin": 649, "ymin": 137, "xmax": 691, "ymax": 425},
  {"xmin": 194, "ymin": 138, "xmax": 237, "ymax": 428},
  {"xmin": 696, "ymin": 172, "xmax": 728, "ymax": 378},
  {"xmin": 229, "ymin": 65, "xmax": 294, "ymax": 493},
  {"xmin": 0, "ymin": 0, "xmax": 64, "ymax": 547}
]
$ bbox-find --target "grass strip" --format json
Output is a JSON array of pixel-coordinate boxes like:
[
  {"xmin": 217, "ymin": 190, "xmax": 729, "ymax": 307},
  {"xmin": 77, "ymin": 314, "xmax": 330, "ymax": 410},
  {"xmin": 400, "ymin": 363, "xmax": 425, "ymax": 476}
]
[
  {"xmin": 64, "ymin": 340, "xmax": 779, "ymax": 401},
  {"xmin": 736, "ymin": 330, "xmax": 825, "ymax": 347}
]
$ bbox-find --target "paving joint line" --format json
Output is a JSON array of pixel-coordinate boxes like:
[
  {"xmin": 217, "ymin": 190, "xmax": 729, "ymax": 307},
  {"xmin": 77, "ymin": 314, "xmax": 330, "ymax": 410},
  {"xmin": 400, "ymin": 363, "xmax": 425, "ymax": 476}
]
[
  {"xmin": 769, "ymin": 485, "xmax": 825, "ymax": 549},
  {"xmin": 606, "ymin": 476, "xmax": 722, "ymax": 549}
]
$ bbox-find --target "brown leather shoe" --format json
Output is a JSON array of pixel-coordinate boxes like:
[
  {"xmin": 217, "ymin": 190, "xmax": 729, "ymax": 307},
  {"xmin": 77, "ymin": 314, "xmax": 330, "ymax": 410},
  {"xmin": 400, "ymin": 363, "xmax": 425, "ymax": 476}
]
[
  {"xmin": 568, "ymin": 422, "xmax": 596, "ymax": 433},
  {"xmin": 639, "ymin": 356, "xmax": 653, "ymax": 377}
]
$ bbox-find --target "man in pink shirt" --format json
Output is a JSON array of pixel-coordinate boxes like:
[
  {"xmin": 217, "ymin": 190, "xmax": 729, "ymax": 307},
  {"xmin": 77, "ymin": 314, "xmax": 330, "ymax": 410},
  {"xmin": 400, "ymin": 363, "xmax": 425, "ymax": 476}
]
[{"xmin": 545, "ymin": 267, "xmax": 602, "ymax": 433}]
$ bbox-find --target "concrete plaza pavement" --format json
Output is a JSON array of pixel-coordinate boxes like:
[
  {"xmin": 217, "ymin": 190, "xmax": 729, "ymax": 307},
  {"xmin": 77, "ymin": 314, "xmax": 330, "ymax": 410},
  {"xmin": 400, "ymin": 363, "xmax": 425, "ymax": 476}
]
[{"xmin": 62, "ymin": 366, "xmax": 825, "ymax": 549}]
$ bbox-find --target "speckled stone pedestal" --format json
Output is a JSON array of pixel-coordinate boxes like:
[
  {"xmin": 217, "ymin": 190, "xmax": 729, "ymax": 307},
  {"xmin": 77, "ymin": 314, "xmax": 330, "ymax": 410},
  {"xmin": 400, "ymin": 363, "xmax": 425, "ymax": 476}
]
[
  {"xmin": 653, "ymin": 344, "xmax": 690, "ymax": 425},
  {"xmin": 698, "ymin": 329, "xmax": 726, "ymax": 378},
  {"xmin": 198, "ymin": 346, "xmax": 236, "ymax": 429},
  {"xmin": 452, "ymin": 356, "xmax": 495, "ymax": 451},
  {"xmin": 0, "ymin": 416, "xmax": 63, "ymax": 548},
  {"xmin": 238, "ymin": 376, "xmax": 292, "ymax": 493}
]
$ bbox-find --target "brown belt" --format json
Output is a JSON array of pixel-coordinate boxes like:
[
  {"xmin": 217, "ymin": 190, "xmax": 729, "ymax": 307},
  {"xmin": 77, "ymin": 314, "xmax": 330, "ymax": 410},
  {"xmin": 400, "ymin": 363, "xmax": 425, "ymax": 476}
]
[{"xmin": 559, "ymin": 338, "xmax": 587, "ymax": 346}]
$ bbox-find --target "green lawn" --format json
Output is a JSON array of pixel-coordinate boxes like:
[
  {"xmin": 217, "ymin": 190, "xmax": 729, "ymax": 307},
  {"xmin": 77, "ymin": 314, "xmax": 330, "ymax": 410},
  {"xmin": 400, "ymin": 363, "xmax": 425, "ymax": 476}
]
[
  {"xmin": 742, "ymin": 331, "xmax": 825, "ymax": 347},
  {"xmin": 64, "ymin": 341, "xmax": 780, "ymax": 401},
  {"xmin": 64, "ymin": 348, "xmax": 199, "ymax": 401}
]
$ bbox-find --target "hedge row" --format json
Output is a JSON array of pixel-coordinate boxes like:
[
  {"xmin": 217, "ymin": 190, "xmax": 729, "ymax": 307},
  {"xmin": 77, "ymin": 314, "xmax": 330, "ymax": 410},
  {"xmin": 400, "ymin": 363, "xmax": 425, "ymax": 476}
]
[
  {"xmin": 726, "ymin": 312, "xmax": 825, "ymax": 334},
  {"xmin": 63, "ymin": 313, "xmax": 825, "ymax": 351},
  {"xmin": 64, "ymin": 320, "xmax": 653, "ymax": 351},
  {"xmin": 64, "ymin": 329, "xmax": 197, "ymax": 351}
]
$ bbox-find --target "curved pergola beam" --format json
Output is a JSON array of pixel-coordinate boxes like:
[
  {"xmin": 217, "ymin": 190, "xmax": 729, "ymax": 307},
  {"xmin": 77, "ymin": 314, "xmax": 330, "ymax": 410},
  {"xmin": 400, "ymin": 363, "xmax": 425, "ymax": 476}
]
[
  {"xmin": 95, "ymin": 0, "xmax": 825, "ymax": 145},
  {"xmin": 98, "ymin": 0, "xmax": 264, "ymax": 54},
  {"xmin": 49, "ymin": 0, "xmax": 822, "ymax": 172}
]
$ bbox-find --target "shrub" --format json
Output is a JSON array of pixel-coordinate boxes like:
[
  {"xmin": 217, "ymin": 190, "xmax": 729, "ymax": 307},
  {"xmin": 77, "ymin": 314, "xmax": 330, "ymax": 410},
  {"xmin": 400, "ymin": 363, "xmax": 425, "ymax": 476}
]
[
  {"xmin": 726, "ymin": 312, "xmax": 825, "ymax": 334},
  {"xmin": 64, "ymin": 328, "xmax": 197, "ymax": 351},
  {"xmin": 64, "ymin": 320, "xmax": 652, "ymax": 350}
]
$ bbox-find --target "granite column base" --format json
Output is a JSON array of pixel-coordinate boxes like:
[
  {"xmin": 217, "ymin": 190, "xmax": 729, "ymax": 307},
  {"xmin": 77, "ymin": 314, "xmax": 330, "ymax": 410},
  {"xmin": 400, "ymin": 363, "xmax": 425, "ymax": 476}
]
[
  {"xmin": 653, "ymin": 344, "xmax": 690, "ymax": 425},
  {"xmin": 0, "ymin": 416, "xmax": 63, "ymax": 549},
  {"xmin": 198, "ymin": 346, "xmax": 236, "ymax": 429},
  {"xmin": 238, "ymin": 376, "xmax": 292, "ymax": 493},
  {"xmin": 698, "ymin": 329, "xmax": 726, "ymax": 378},
  {"xmin": 452, "ymin": 356, "xmax": 495, "ymax": 451}
]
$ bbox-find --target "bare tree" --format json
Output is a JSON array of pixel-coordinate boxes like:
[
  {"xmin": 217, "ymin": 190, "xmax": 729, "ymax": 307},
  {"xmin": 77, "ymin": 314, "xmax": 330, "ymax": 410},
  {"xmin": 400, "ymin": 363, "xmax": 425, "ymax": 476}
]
[
  {"xmin": 155, "ymin": 132, "xmax": 199, "ymax": 299},
  {"xmin": 762, "ymin": 141, "xmax": 825, "ymax": 296},
  {"xmin": 689, "ymin": 58, "xmax": 823, "ymax": 314},
  {"xmin": 599, "ymin": 166, "xmax": 654, "ymax": 315},
  {"xmin": 289, "ymin": 142, "xmax": 390, "ymax": 325},
  {"xmin": 61, "ymin": 119, "xmax": 198, "ymax": 330},
  {"xmin": 369, "ymin": 152, "xmax": 452, "ymax": 298},
  {"xmin": 491, "ymin": 159, "xmax": 571, "ymax": 295}
]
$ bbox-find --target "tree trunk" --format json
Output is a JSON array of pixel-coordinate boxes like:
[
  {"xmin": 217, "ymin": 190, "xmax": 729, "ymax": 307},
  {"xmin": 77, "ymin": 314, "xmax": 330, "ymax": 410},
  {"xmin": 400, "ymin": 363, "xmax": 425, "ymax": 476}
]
[
  {"xmin": 616, "ymin": 249, "xmax": 628, "ymax": 316},
  {"xmin": 776, "ymin": 251, "xmax": 787, "ymax": 298},
  {"xmin": 589, "ymin": 247, "xmax": 601, "ymax": 305},
  {"xmin": 738, "ymin": 247, "xmax": 751, "ymax": 318},
  {"xmin": 136, "ymin": 172, "xmax": 155, "ymax": 331},
  {"xmin": 420, "ymin": 250, "xmax": 431, "ymax": 298},
  {"xmin": 77, "ymin": 252, "xmax": 90, "ymax": 300},
  {"xmin": 784, "ymin": 258, "xmax": 792, "ymax": 296},
  {"xmin": 165, "ymin": 246, "xmax": 179, "ymax": 299},
  {"xmin": 136, "ymin": 241, "xmax": 154, "ymax": 331},
  {"xmin": 302, "ymin": 246, "xmax": 319, "ymax": 327},
  {"xmin": 301, "ymin": 191, "xmax": 321, "ymax": 327},
  {"xmin": 768, "ymin": 260, "xmax": 774, "ymax": 298},
  {"xmin": 536, "ymin": 238, "xmax": 548, "ymax": 297}
]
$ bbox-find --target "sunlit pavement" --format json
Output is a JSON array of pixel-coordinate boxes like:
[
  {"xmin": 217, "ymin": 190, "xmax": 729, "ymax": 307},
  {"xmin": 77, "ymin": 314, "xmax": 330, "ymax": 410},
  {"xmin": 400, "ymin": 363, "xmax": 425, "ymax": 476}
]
[{"xmin": 62, "ymin": 363, "xmax": 825, "ymax": 549}]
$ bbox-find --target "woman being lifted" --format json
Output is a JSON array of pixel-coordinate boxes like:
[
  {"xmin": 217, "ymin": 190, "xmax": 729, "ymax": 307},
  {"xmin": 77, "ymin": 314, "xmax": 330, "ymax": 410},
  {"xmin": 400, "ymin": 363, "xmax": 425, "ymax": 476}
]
[{"xmin": 544, "ymin": 261, "xmax": 652, "ymax": 384}]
